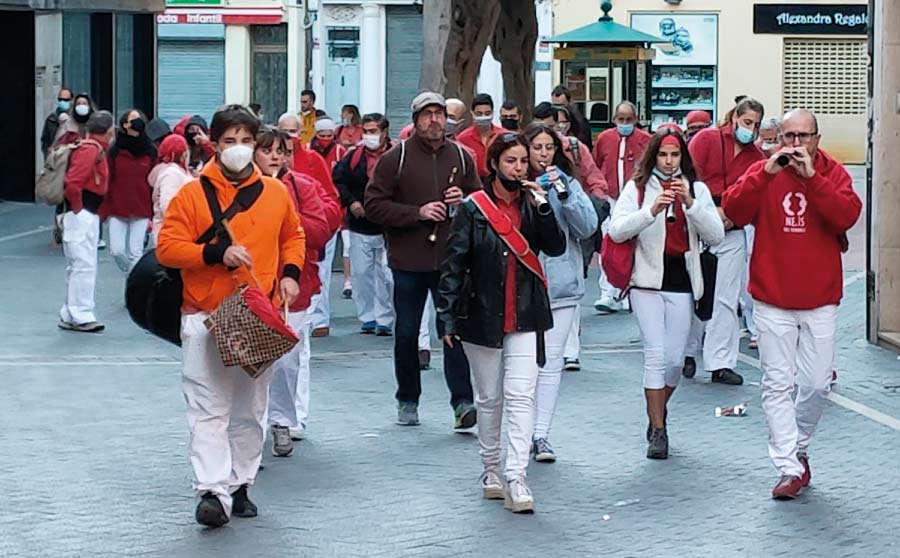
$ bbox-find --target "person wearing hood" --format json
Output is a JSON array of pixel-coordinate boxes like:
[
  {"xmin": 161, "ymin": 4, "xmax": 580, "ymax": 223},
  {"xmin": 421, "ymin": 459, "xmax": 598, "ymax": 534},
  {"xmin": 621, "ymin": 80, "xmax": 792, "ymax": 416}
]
[
  {"xmin": 150, "ymin": 134, "xmax": 192, "ymax": 245},
  {"xmin": 101, "ymin": 109, "xmax": 157, "ymax": 273},
  {"xmin": 682, "ymin": 97, "xmax": 766, "ymax": 387},
  {"xmin": 176, "ymin": 114, "xmax": 215, "ymax": 175},
  {"xmin": 722, "ymin": 109, "xmax": 861, "ymax": 500},
  {"xmin": 41, "ymin": 87, "xmax": 73, "ymax": 157},
  {"xmin": 54, "ymin": 93, "xmax": 96, "ymax": 147},
  {"xmin": 591, "ymin": 101, "xmax": 652, "ymax": 314},
  {"xmin": 456, "ymin": 93, "xmax": 505, "ymax": 178},
  {"xmin": 146, "ymin": 118, "xmax": 173, "ymax": 147},
  {"xmin": 309, "ymin": 117, "xmax": 347, "ymax": 170},
  {"xmin": 156, "ymin": 104, "xmax": 306, "ymax": 528},
  {"xmin": 685, "ymin": 110, "xmax": 712, "ymax": 143}
]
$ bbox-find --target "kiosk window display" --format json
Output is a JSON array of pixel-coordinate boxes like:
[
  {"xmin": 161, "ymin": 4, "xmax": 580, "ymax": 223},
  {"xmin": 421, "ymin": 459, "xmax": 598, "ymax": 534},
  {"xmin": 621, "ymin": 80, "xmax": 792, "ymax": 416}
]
[{"xmin": 631, "ymin": 13, "xmax": 719, "ymax": 129}]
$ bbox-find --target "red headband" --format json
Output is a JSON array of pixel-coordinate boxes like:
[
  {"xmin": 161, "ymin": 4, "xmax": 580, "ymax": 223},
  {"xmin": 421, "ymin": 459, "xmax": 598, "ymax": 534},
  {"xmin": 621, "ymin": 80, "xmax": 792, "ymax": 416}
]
[{"xmin": 661, "ymin": 135, "xmax": 681, "ymax": 148}]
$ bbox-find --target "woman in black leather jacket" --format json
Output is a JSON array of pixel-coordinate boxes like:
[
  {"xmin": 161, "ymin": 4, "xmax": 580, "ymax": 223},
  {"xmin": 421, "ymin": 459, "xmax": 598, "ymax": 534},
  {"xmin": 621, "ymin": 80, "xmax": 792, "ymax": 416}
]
[{"xmin": 437, "ymin": 132, "xmax": 565, "ymax": 514}]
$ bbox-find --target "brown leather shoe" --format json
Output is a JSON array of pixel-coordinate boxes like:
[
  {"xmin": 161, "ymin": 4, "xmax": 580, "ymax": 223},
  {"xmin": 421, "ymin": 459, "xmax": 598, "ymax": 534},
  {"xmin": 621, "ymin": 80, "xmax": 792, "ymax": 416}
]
[
  {"xmin": 772, "ymin": 475, "xmax": 803, "ymax": 500},
  {"xmin": 311, "ymin": 327, "xmax": 330, "ymax": 338}
]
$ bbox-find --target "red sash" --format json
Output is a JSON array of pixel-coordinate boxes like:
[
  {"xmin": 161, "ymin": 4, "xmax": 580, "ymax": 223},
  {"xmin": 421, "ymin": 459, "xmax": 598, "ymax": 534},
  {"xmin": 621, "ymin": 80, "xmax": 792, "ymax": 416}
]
[{"xmin": 469, "ymin": 190, "xmax": 547, "ymax": 286}]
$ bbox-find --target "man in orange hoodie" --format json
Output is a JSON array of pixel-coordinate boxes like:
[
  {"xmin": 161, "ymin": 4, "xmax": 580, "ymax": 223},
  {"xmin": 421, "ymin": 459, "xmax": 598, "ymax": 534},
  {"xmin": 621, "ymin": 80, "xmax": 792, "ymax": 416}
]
[{"xmin": 157, "ymin": 105, "xmax": 306, "ymax": 528}]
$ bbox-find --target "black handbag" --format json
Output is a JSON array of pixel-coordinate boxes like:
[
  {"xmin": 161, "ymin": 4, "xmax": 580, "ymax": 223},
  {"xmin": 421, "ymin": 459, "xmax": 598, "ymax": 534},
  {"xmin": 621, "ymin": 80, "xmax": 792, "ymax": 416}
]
[
  {"xmin": 695, "ymin": 247, "xmax": 717, "ymax": 321},
  {"xmin": 125, "ymin": 178, "xmax": 263, "ymax": 345}
]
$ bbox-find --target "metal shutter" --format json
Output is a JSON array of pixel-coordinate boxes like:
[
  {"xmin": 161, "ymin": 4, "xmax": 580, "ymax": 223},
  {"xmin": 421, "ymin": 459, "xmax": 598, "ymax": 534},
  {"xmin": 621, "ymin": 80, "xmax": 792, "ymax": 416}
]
[
  {"xmin": 783, "ymin": 39, "xmax": 866, "ymax": 115},
  {"xmin": 158, "ymin": 39, "xmax": 225, "ymax": 126},
  {"xmin": 385, "ymin": 6, "xmax": 423, "ymax": 137}
]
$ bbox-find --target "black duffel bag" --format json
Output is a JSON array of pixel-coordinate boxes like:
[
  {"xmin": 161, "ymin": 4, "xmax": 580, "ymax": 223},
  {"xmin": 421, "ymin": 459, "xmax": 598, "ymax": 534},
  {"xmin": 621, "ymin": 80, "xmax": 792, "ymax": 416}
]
[
  {"xmin": 126, "ymin": 177, "xmax": 264, "ymax": 346},
  {"xmin": 126, "ymin": 250, "xmax": 184, "ymax": 346}
]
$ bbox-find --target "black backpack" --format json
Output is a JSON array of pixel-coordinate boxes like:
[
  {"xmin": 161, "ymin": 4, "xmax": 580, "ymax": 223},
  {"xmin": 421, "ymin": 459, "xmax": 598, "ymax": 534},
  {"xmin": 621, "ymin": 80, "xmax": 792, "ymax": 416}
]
[{"xmin": 125, "ymin": 177, "xmax": 263, "ymax": 345}]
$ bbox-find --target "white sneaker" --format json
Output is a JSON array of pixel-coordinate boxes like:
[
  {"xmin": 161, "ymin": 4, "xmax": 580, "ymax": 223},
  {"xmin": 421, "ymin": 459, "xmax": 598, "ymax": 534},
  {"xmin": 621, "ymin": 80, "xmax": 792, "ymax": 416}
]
[
  {"xmin": 593, "ymin": 297, "xmax": 620, "ymax": 315},
  {"xmin": 289, "ymin": 424, "xmax": 306, "ymax": 441},
  {"xmin": 504, "ymin": 478, "xmax": 535, "ymax": 513},
  {"xmin": 480, "ymin": 469, "xmax": 504, "ymax": 500}
]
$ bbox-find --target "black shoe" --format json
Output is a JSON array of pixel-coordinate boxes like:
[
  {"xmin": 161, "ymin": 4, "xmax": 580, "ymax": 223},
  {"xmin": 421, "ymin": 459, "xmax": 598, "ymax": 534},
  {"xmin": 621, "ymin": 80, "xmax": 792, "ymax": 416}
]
[
  {"xmin": 231, "ymin": 484, "xmax": 257, "ymax": 518},
  {"xmin": 711, "ymin": 368, "xmax": 743, "ymax": 385},
  {"xmin": 195, "ymin": 492, "xmax": 229, "ymax": 527},
  {"xmin": 454, "ymin": 401, "xmax": 477, "ymax": 430},
  {"xmin": 647, "ymin": 427, "xmax": 669, "ymax": 460},
  {"xmin": 682, "ymin": 356, "xmax": 696, "ymax": 379}
]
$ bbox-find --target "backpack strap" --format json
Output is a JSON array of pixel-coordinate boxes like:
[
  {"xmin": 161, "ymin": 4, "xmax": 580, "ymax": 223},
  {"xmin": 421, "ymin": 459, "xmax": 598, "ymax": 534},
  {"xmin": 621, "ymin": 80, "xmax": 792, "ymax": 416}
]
[
  {"xmin": 196, "ymin": 176, "xmax": 264, "ymax": 244},
  {"xmin": 469, "ymin": 190, "xmax": 547, "ymax": 286},
  {"xmin": 454, "ymin": 141, "xmax": 467, "ymax": 176},
  {"xmin": 396, "ymin": 139, "xmax": 407, "ymax": 178}
]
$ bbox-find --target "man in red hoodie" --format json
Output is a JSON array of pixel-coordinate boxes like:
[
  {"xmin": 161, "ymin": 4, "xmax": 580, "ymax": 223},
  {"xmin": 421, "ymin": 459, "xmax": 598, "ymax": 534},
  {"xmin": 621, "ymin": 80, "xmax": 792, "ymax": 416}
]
[
  {"xmin": 723, "ymin": 109, "xmax": 861, "ymax": 500},
  {"xmin": 58, "ymin": 111, "xmax": 114, "ymax": 333}
]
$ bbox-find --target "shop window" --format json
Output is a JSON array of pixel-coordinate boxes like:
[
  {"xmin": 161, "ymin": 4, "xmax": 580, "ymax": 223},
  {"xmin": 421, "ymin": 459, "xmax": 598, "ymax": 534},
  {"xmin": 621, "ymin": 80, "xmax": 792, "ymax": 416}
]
[
  {"xmin": 251, "ymin": 24, "xmax": 288, "ymax": 124},
  {"xmin": 783, "ymin": 39, "xmax": 866, "ymax": 115}
]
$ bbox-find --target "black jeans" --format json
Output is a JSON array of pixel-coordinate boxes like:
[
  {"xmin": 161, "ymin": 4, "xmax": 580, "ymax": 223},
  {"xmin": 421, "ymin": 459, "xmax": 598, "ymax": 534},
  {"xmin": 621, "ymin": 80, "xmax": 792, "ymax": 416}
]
[{"xmin": 392, "ymin": 269, "xmax": 473, "ymax": 408}]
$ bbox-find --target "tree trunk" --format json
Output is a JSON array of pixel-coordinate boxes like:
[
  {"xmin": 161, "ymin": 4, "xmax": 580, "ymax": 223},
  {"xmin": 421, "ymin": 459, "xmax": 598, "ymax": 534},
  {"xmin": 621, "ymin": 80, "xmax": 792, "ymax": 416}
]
[
  {"xmin": 491, "ymin": 0, "xmax": 538, "ymax": 121},
  {"xmin": 420, "ymin": 0, "xmax": 501, "ymax": 107},
  {"xmin": 419, "ymin": 0, "xmax": 452, "ymax": 94}
]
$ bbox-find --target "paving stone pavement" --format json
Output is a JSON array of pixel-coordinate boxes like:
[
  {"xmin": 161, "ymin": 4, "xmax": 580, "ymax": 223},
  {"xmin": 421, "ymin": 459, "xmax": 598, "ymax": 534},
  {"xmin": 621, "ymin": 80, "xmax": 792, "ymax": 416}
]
[{"xmin": 2, "ymin": 170, "xmax": 900, "ymax": 558}]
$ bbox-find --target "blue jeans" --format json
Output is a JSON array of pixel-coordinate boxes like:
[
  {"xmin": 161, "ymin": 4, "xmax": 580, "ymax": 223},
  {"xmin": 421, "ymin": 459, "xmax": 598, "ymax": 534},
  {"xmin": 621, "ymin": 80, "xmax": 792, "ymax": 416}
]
[{"xmin": 392, "ymin": 269, "xmax": 473, "ymax": 408}]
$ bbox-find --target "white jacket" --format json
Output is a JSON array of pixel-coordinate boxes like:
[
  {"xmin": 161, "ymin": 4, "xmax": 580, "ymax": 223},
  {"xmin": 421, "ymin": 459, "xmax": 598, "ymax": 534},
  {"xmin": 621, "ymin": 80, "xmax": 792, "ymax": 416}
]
[
  {"xmin": 609, "ymin": 175, "xmax": 724, "ymax": 299},
  {"xmin": 149, "ymin": 162, "xmax": 193, "ymax": 244}
]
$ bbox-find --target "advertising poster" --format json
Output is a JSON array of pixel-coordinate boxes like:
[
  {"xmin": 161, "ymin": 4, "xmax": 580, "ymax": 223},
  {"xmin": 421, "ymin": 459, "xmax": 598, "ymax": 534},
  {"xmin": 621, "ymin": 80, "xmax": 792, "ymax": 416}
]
[{"xmin": 631, "ymin": 13, "xmax": 719, "ymax": 66}]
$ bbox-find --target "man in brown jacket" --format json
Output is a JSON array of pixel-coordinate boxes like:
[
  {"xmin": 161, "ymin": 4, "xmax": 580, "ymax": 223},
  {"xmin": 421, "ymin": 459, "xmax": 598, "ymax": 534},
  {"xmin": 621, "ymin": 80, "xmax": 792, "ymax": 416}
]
[{"xmin": 365, "ymin": 91, "xmax": 480, "ymax": 428}]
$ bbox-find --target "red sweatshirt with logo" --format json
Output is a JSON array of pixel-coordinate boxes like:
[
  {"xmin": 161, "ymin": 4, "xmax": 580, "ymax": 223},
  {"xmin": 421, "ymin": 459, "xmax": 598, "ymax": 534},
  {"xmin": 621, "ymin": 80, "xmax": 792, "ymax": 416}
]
[{"xmin": 722, "ymin": 149, "xmax": 861, "ymax": 310}]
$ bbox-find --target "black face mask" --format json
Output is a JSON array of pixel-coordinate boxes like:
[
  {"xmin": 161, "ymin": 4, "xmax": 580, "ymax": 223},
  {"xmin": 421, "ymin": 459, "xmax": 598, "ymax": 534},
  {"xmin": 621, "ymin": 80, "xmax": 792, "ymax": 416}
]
[
  {"xmin": 500, "ymin": 118, "xmax": 519, "ymax": 131},
  {"xmin": 495, "ymin": 169, "xmax": 522, "ymax": 192},
  {"xmin": 130, "ymin": 118, "xmax": 146, "ymax": 133},
  {"xmin": 185, "ymin": 131, "xmax": 199, "ymax": 147}
]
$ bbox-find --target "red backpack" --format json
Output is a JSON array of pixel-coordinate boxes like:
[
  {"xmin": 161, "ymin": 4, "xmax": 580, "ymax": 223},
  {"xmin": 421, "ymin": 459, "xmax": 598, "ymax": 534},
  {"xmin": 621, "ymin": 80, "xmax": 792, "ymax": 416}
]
[{"xmin": 600, "ymin": 186, "xmax": 644, "ymax": 291}]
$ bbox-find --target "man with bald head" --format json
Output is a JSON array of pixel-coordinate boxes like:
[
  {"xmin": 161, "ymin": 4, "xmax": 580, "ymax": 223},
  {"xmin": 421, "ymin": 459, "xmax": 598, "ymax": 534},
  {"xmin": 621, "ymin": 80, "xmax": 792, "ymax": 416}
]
[
  {"xmin": 591, "ymin": 101, "xmax": 651, "ymax": 313},
  {"xmin": 723, "ymin": 109, "xmax": 861, "ymax": 500}
]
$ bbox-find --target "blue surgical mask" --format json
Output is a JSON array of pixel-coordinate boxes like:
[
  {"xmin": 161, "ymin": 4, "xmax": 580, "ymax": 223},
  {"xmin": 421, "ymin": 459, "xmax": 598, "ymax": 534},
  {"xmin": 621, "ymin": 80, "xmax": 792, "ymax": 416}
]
[
  {"xmin": 734, "ymin": 125, "xmax": 755, "ymax": 145},
  {"xmin": 57, "ymin": 100, "xmax": 71, "ymax": 112},
  {"xmin": 617, "ymin": 123, "xmax": 635, "ymax": 137},
  {"xmin": 652, "ymin": 167, "xmax": 682, "ymax": 180}
]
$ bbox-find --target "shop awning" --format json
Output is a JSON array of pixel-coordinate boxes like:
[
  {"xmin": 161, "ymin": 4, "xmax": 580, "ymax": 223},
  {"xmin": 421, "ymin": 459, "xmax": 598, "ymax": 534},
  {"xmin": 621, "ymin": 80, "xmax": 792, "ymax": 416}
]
[{"xmin": 0, "ymin": 0, "xmax": 165, "ymax": 11}]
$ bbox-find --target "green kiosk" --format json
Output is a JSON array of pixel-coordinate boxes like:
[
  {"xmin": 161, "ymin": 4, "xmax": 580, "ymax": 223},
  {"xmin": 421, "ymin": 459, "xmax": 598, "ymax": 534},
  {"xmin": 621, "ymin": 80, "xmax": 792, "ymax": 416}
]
[{"xmin": 546, "ymin": 1, "xmax": 662, "ymax": 132}]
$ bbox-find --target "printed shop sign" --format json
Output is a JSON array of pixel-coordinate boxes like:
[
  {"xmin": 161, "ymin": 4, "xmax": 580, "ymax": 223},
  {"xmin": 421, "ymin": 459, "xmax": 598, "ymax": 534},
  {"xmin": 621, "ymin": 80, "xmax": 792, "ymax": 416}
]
[
  {"xmin": 754, "ymin": 4, "xmax": 868, "ymax": 35},
  {"xmin": 631, "ymin": 13, "xmax": 718, "ymax": 67},
  {"xmin": 157, "ymin": 6, "xmax": 283, "ymax": 25}
]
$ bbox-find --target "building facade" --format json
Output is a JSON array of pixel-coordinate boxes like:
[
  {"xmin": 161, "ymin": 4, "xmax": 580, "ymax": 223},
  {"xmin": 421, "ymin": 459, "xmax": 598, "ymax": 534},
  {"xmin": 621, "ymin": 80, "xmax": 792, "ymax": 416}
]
[
  {"xmin": 0, "ymin": 0, "xmax": 162, "ymax": 201},
  {"xmin": 553, "ymin": 0, "xmax": 868, "ymax": 163}
]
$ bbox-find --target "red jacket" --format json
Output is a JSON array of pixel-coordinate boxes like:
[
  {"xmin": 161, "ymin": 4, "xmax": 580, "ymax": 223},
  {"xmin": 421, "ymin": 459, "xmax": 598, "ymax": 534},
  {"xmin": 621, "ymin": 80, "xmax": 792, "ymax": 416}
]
[
  {"xmin": 561, "ymin": 136, "xmax": 609, "ymax": 198},
  {"xmin": 592, "ymin": 128, "xmax": 651, "ymax": 199},
  {"xmin": 101, "ymin": 150, "xmax": 154, "ymax": 220},
  {"xmin": 456, "ymin": 124, "xmax": 505, "ymax": 178},
  {"xmin": 689, "ymin": 125, "xmax": 765, "ymax": 204},
  {"xmin": 64, "ymin": 136, "xmax": 110, "ymax": 213},
  {"xmin": 281, "ymin": 170, "xmax": 342, "ymax": 311},
  {"xmin": 310, "ymin": 139, "xmax": 348, "ymax": 170},
  {"xmin": 722, "ymin": 149, "xmax": 861, "ymax": 310}
]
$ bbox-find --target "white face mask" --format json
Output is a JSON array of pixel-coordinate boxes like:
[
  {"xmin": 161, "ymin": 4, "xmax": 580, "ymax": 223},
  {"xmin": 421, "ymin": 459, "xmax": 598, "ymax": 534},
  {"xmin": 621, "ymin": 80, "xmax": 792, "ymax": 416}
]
[
  {"xmin": 74, "ymin": 104, "xmax": 90, "ymax": 117},
  {"xmin": 760, "ymin": 140, "xmax": 777, "ymax": 152},
  {"xmin": 219, "ymin": 144, "xmax": 254, "ymax": 173},
  {"xmin": 362, "ymin": 133, "xmax": 382, "ymax": 150}
]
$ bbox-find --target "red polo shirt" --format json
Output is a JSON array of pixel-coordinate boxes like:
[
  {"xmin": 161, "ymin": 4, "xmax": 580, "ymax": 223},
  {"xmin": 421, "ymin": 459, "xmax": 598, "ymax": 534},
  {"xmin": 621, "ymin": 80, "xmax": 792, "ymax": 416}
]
[
  {"xmin": 457, "ymin": 125, "xmax": 505, "ymax": 178},
  {"xmin": 494, "ymin": 188, "xmax": 522, "ymax": 333}
]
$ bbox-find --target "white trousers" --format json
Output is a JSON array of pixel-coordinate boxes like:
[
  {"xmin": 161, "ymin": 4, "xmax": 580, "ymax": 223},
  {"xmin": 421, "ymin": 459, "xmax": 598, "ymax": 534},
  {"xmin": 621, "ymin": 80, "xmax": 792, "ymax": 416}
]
[
  {"xmin": 309, "ymin": 233, "xmax": 338, "ymax": 329},
  {"xmin": 740, "ymin": 225, "xmax": 757, "ymax": 338},
  {"xmin": 108, "ymin": 216, "xmax": 148, "ymax": 273},
  {"xmin": 755, "ymin": 300, "xmax": 837, "ymax": 478},
  {"xmin": 267, "ymin": 311, "xmax": 311, "ymax": 429},
  {"xmin": 60, "ymin": 210, "xmax": 100, "ymax": 325},
  {"xmin": 688, "ymin": 229, "xmax": 746, "ymax": 370},
  {"xmin": 563, "ymin": 307, "xmax": 580, "ymax": 360},
  {"xmin": 341, "ymin": 229, "xmax": 351, "ymax": 259},
  {"xmin": 630, "ymin": 289, "xmax": 694, "ymax": 389},
  {"xmin": 181, "ymin": 312, "xmax": 272, "ymax": 517},
  {"xmin": 349, "ymin": 232, "xmax": 394, "ymax": 327},
  {"xmin": 419, "ymin": 293, "xmax": 432, "ymax": 351},
  {"xmin": 464, "ymin": 332, "xmax": 539, "ymax": 482},
  {"xmin": 534, "ymin": 305, "xmax": 578, "ymax": 440},
  {"xmin": 596, "ymin": 198, "xmax": 620, "ymax": 303}
]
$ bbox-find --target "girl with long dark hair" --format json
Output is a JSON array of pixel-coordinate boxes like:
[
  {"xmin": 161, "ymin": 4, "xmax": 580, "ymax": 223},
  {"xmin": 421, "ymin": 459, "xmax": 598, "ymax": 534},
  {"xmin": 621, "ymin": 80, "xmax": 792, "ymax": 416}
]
[
  {"xmin": 522, "ymin": 123, "xmax": 598, "ymax": 463},
  {"xmin": 609, "ymin": 128, "xmax": 724, "ymax": 459},
  {"xmin": 102, "ymin": 108, "xmax": 157, "ymax": 272},
  {"xmin": 438, "ymin": 132, "xmax": 566, "ymax": 513}
]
